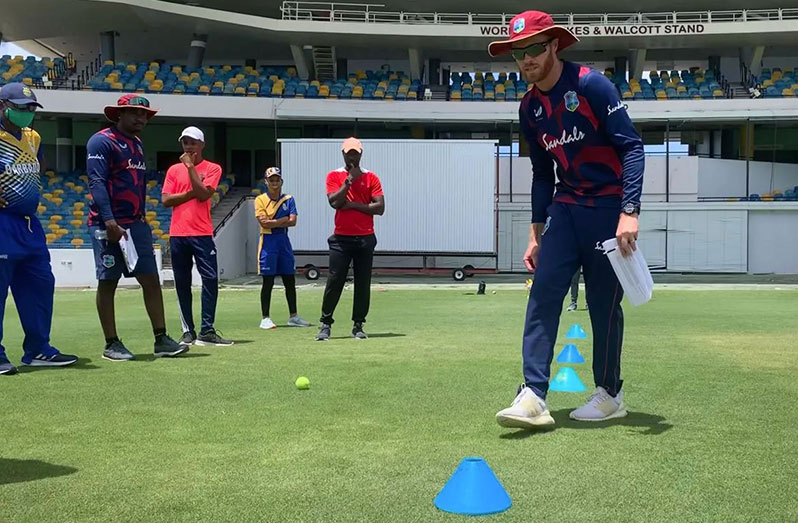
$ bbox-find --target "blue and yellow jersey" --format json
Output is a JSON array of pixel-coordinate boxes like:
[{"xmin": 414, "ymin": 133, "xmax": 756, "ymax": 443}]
[
  {"xmin": 254, "ymin": 193, "xmax": 297, "ymax": 236},
  {"xmin": 0, "ymin": 123, "xmax": 43, "ymax": 217}
]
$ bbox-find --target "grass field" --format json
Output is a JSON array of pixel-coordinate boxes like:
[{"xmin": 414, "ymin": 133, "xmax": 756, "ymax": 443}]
[{"xmin": 2, "ymin": 285, "xmax": 797, "ymax": 522}]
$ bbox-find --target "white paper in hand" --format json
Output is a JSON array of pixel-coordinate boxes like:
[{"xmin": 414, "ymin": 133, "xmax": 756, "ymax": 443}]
[
  {"xmin": 601, "ymin": 238, "xmax": 653, "ymax": 306},
  {"xmin": 118, "ymin": 234, "xmax": 139, "ymax": 273}
]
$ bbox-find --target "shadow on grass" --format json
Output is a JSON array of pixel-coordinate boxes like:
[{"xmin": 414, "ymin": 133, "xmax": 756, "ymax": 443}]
[
  {"xmin": 499, "ymin": 410, "xmax": 673, "ymax": 439},
  {"xmin": 18, "ymin": 358, "xmax": 100, "ymax": 372},
  {"xmin": 328, "ymin": 333, "xmax": 406, "ymax": 340},
  {"xmin": 0, "ymin": 458, "xmax": 77, "ymax": 485},
  {"xmin": 551, "ymin": 409, "xmax": 674, "ymax": 435},
  {"xmin": 133, "ymin": 352, "xmax": 212, "ymax": 362}
]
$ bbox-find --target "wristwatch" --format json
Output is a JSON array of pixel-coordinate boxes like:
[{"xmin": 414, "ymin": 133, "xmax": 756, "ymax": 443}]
[{"xmin": 622, "ymin": 202, "xmax": 641, "ymax": 215}]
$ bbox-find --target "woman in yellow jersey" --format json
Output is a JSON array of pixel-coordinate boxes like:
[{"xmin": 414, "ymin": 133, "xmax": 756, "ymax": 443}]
[{"xmin": 254, "ymin": 167, "xmax": 310, "ymax": 329}]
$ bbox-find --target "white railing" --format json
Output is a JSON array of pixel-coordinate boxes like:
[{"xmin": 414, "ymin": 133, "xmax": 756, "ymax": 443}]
[{"xmin": 280, "ymin": 2, "xmax": 798, "ymax": 26}]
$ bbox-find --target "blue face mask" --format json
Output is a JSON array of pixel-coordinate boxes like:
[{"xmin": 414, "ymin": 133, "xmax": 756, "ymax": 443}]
[{"xmin": 4, "ymin": 108, "xmax": 35, "ymax": 128}]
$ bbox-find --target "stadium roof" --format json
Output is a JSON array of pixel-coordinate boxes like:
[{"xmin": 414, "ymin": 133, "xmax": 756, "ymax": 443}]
[{"xmin": 3, "ymin": 0, "xmax": 798, "ymax": 62}]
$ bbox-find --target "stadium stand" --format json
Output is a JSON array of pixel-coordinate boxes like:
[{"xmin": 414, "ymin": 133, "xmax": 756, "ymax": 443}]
[
  {"xmin": 36, "ymin": 170, "xmax": 236, "ymax": 248},
  {"xmin": 0, "ymin": 54, "xmax": 76, "ymax": 89}
]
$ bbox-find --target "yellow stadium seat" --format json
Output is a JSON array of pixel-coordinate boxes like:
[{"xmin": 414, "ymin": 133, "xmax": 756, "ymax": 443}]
[
  {"xmin": 72, "ymin": 186, "xmax": 84, "ymax": 194},
  {"xmin": 712, "ymin": 89, "xmax": 724, "ymax": 97},
  {"xmin": 146, "ymin": 211, "xmax": 157, "ymax": 220},
  {"xmin": 73, "ymin": 201, "xmax": 85, "ymax": 210},
  {"xmin": 37, "ymin": 205, "xmax": 46, "ymax": 214},
  {"xmin": 152, "ymin": 229, "xmax": 163, "ymax": 237},
  {"xmin": 70, "ymin": 219, "xmax": 82, "ymax": 228},
  {"xmin": 52, "ymin": 189, "xmax": 64, "ymax": 196},
  {"xmin": 57, "ymin": 228, "xmax": 68, "ymax": 236},
  {"xmin": 50, "ymin": 215, "xmax": 63, "ymax": 222},
  {"xmin": 104, "ymin": 60, "xmax": 114, "ymax": 66},
  {"xmin": 46, "ymin": 233, "xmax": 56, "ymax": 244},
  {"xmin": 71, "ymin": 238, "xmax": 84, "ymax": 247},
  {"xmin": 199, "ymin": 85, "xmax": 211, "ymax": 94},
  {"xmin": 47, "ymin": 223, "xmax": 60, "ymax": 232},
  {"xmin": 782, "ymin": 88, "xmax": 795, "ymax": 97},
  {"xmin": 148, "ymin": 220, "xmax": 160, "ymax": 229},
  {"xmin": 161, "ymin": 234, "xmax": 170, "ymax": 241}
]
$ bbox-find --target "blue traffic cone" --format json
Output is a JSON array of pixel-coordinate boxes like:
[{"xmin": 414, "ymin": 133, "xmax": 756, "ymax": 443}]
[
  {"xmin": 556, "ymin": 344, "xmax": 585, "ymax": 364},
  {"xmin": 549, "ymin": 367, "xmax": 587, "ymax": 392},
  {"xmin": 566, "ymin": 324, "xmax": 588, "ymax": 339},
  {"xmin": 434, "ymin": 457, "xmax": 512, "ymax": 516}
]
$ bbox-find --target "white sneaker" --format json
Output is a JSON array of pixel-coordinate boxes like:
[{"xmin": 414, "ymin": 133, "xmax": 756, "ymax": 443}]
[
  {"xmin": 259, "ymin": 317, "xmax": 277, "ymax": 330},
  {"xmin": 287, "ymin": 316, "xmax": 311, "ymax": 327},
  {"xmin": 569, "ymin": 387, "xmax": 628, "ymax": 421},
  {"xmin": 496, "ymin": 386, "xmax": 555, "ymax": 429}
]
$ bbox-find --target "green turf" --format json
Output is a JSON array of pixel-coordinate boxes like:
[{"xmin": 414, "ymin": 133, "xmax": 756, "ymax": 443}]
[{"xmin": 2, "ymin": 287, "xmax": 797, "ymax": 522}]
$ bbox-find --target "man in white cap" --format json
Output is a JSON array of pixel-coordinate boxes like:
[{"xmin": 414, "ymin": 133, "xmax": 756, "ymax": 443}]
[
  {"xmin": 162, "ymin": 126, "xmax": 232, "ymax": 347},
  {"xmin": 489, "ymin": 11, "xmax": 644, "ymax": 428},
  {"xmin": 316, "ymin": 137, "xmax": 385, "ymax": 341}
]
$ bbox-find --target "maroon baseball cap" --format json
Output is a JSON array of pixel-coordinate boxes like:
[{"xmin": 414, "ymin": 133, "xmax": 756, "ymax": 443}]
[
  {"xmin": 488, "ymin": 11, "xmax": 579, "ymax": 57},
  {"xmin": 103, "ymin": 94, "xmax": 158, "ymax": 122}
]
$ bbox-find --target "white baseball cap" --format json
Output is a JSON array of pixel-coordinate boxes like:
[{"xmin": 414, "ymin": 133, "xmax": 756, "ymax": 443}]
[{"xmin": 179, "ymin": 126, "xmax": 205, "ymax": 142}]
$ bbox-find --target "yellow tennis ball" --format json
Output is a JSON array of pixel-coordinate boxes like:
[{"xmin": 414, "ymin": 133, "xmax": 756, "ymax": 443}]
[{"xmin": 295, "ymin": 376, "xmax": 310, "ymax": 390}]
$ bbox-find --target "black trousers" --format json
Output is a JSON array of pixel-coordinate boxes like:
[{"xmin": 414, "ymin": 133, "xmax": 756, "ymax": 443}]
[{"xmin": 320, "ymin": 234, "xmax": 377, "ymax": 325}]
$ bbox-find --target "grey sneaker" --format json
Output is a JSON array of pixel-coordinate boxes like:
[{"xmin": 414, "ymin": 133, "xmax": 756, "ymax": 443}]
[
  {"xmin": 103, "ymin": 340, "xmax": 135, "ymax": 362},
  {"xmin": 154, "ymin": 334, "xmax": 189, "ymax": 358},
  {"xmin": 316, "ymin": 323, "xmax": 331, "ymax": 341},
  {"xmin": 287, "ymin": 316, "xmax": 311, "ymax": 327},
  {"xmin": 179, "ymin": 330, "xmax": 197, "ymax": 347},
  {"xmin": 196, "ymin": 329, "xmax": 234, "ymax": 347},
  {"xmin": 566, "ymin": 302, "xmax": 577, "ymax": 312},
  {"xmin": 0, "ymin": 359, "xmax": 18, "ymax": 375},
  {"xmin": 352, "ymin": 322, "xmax": 368, "ymax": 340}
]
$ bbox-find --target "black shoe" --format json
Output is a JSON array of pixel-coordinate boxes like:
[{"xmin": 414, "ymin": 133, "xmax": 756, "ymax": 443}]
[
  {"xmin": 103, "ymin": 340, "xmax": 135, "ymax": 362},
  {"xmin": 179, "ymin": 330, "xmax": 197, "ymax": 347},
  {"xmin": 196, "ymin": 329, "xmax": 234, "ymax": 347},
  {"xmin": 352, "ymin": 322, "xmax": 368, "ymax": 340},
  {"xmin": 316, "ymin": 323, "xmax": 331, "ymax": 341},
  {"xmin": 22, "ymin": 353, "xmax": 79, "ymax": 367},
  {"xmin": 154, "ymin": 334, "xmax": 189, "ymax": 358},
  {"xmin": 566, "ymin": 302, "xmax": 577, "ymax": 312},
  {"xmin": 0, "ymin": 360, "xmax": 18, "ymax": 375}
]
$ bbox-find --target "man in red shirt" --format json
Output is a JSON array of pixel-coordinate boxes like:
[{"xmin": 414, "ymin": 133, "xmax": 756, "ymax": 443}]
[
  {"xmin": 316, "ymin": 137, "xmax": 385, "ymax": 341},
  {"xmin": 162, "ymin": 126, "xmax": 232, "ymax": 347}
]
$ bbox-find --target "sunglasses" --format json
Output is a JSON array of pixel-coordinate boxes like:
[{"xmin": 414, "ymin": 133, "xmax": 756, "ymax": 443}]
[
  {"xmin": 124, "ymin": 96, "xmax": 151, "ymax": 108},
  {"xmin": 511, "ymin": 40, "xmax": 553, "ymax": 61},
  {"xmin": 3, "ymin": 102, "xmax": 36, "ymax": 112}
]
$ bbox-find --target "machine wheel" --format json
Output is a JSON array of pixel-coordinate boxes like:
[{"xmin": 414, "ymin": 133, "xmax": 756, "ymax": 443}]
[
  {"xmin": 305, "ymin": 265, "xmax": 320, "ymax": 281},
  {"xmin": 452, "ymin": 268, "xmax": 466, "ymax": 281}
]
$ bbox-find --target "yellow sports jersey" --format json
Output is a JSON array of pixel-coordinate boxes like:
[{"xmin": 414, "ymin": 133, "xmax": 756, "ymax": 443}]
[
  {"xmin": 0, "ymin": 126, "xmax": 42, "ymax": 216},
  {"xmin": 254, "ymin": 193, "xmax": 296, "ymax": 235}
]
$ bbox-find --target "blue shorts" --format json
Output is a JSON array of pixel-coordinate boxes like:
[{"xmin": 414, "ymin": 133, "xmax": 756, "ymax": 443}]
[
  {"xmin": 258, "ymin": 234, "xmax": 295, "ymax": 276},
  {"xmin": 90, "ymin": 220, "xmax": 158, "ymax": 280}
]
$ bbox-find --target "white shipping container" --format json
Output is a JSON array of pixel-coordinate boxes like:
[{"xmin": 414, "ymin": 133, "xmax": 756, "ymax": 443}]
[{"xmin": 278, "ymin": 139, "xmax": 497, "ymax": 253}]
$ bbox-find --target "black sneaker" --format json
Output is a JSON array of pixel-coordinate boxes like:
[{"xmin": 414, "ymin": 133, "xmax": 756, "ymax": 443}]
[
  {"xmin": 0, "ymin": 359, "xmax": 18, "ymax": 375},
  {"xmin": 103, "ymin": 340, "xmax": 135, "ymax": 361},
  {"xmin": 316, "ymin": 323, "xmax": 331, "ymax": 341},
  {"xmin": 180, "ymin": 330, "xmax": 197, "ymax": 347},
  {"xmin": 196, "ymin": 329, "xmax": 234, "ymax": 347},
  {"xmin": 352, "ymin": 322, "xmax": 368, "ymax": 340},
  {"xmin": 154, "ymin": 334, "xmax": 189, "ymax": 358},
  {"xmin": 23, "ymin": 353, "xmax": 79, "ymax": 367}
]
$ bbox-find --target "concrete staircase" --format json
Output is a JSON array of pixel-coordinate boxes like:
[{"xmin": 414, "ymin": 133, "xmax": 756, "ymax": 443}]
[{"xmin": 211, "ymin": 187, "xmax": 253, "ymax": 229}]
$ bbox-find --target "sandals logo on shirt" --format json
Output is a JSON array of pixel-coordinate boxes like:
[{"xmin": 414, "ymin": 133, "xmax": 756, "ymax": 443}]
[{"xmin": 564, "ymin": 90, "xmax": 580, "ymax": 112}]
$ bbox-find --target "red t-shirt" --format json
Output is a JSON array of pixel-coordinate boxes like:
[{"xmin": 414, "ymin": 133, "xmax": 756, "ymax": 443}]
[
  {"xmin": 326, "ymin": 167, "xmax": 384, "ymax": 236},
  {"xmin": 162, "ymin": 160, "xmax": 223, "ymax": 237}
]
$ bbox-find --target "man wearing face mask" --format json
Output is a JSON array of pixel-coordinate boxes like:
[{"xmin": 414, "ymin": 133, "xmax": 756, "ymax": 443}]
[
  {"xmin": 316, "ymin": 138, "xmax": 385, "ymax": 341},
  {"xmin": 0, "ymin": 83, "xmax": 79, "ymax": 375},
  {"xmin": 162, "ymin": 126, "xmax": 232, "ymax": 348},
  {"xmin": 490, "ymin": 11, "xmax": 644, "ymax": 428},
  {"xmin": 87, "ymin": 94, "xmax": 187, "ymax": 361}
]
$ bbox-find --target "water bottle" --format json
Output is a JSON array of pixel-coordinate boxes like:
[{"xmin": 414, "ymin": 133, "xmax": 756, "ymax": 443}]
[{"xmin": 94, "ymin": 229, "xmax": 107, "ymax": 240}]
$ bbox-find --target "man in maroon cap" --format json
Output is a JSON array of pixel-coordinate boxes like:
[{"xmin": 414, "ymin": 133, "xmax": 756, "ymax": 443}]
[
  {"xmin": 87, "ymin": 94, "xmax": 187, "ymax": 361},
  {"xmin": 491, "ymin": 11, "xmax": 645, "ymax": 427}
]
